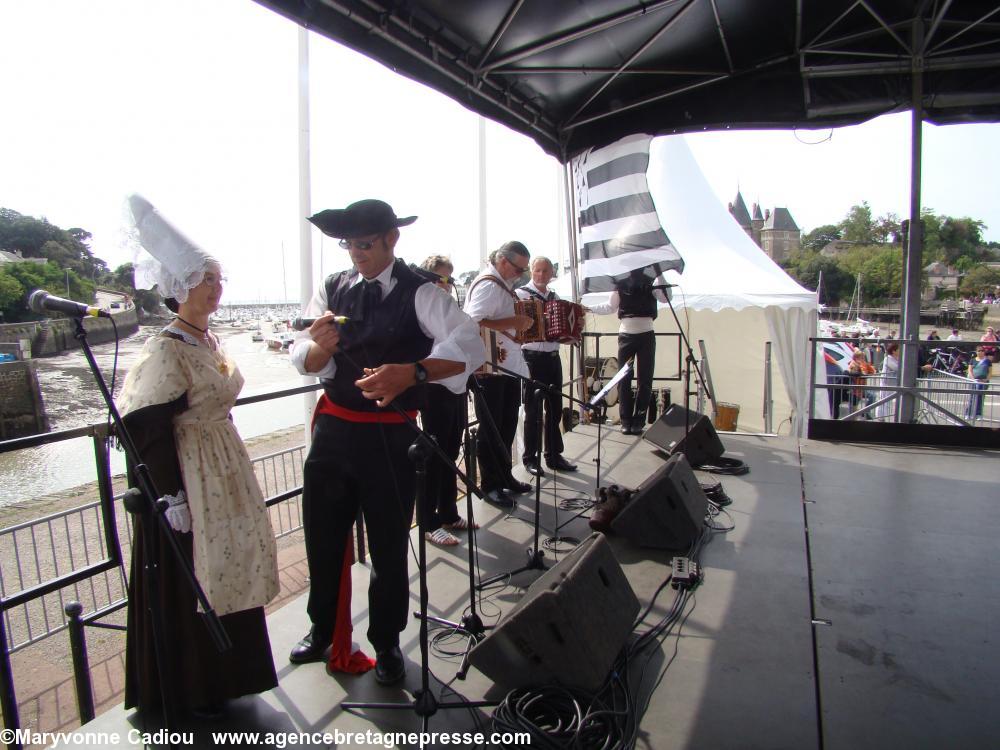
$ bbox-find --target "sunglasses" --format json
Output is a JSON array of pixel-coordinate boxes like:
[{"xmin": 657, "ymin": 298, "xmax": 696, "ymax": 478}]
[
  {"xmin": 338, "ymin": 235, "xmax": 382, "ymax": 251},
  {"xmin": 505, "ymin": 255, "xmax": 529, "ymax": 274}
]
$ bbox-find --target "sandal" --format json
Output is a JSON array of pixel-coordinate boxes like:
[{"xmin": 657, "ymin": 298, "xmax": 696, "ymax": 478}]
[
  {"xmin": 425, "ymin": 528, "xmax": 460, "ymax": 547},
  {"xmin": 442, "ymin": 516, "xmax": 480, "ymax": 531}
]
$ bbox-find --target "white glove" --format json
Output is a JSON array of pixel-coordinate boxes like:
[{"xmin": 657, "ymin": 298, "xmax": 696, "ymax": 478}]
[{"xmin": 162, "ymin": 491, "xmax": 192, "ymax": 533}]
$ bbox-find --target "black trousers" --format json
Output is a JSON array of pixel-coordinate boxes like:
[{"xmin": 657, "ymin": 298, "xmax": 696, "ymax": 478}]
[
  {"xmin": 618, "ymin": 330, "xmax": 656, "ymax": 426},
  {"xmin": 522, "ymin": 350, "xmax": 564, "ymax": 463},
  {"xmin": 302, "ymin": 413, "xmax": 416, "ymax": 652},
  {"xmin": 472, "ymin": 374, "xmax": 521, "ymax": 492},
  {"xmin": 420, "ymin": 386, "xmax": 465, "ymax": 531}
]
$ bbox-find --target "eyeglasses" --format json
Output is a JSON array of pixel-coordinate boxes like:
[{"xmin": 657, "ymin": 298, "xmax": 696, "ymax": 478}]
[
  {"xmin": 505, "ymin": 255, "xmax": 529, "ymax": 274},
  {"xmin": 339, "ymin": 236, "xmax": 382, "ymax": 251},
  {"xmin": 201, "ymin": 273, "xmax": 227, "ymax": 287}
]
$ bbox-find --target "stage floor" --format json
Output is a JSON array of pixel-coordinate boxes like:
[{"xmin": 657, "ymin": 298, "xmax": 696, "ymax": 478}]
[{"xmin": 79, "ymin": 426, "xmax": 1000, "ymax": 749}]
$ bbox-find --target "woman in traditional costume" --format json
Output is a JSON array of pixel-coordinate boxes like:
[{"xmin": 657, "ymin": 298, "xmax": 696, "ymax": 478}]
[{"xmin": 118, "ymin": 194, "xmax": 279, "ymax": 717}]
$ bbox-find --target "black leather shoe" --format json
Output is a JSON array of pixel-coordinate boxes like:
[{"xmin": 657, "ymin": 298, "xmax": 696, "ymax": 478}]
[
  {"xmin": 619, "ymin": 420, "xmax": 632, "ymax": 434},
  {"xmin": 374, "ymin": 646, "xmax": 405, "ymax": 685},
  {"xmin": 524, "ymin": 460, "xmax": 545, "ymax": 477},
  {"xmin": 628, "ymin": 424, "xmax": 646, "ymax": 436},
  {"xmin": 288, "ymin": 626, "xmax": 331, "ymax": 664},
  {"xmin": 547, "ymin": 456, "xmax": 577, "ymax": 472},
  {"xmin": 506, "ymin": 478, "xmax": 533, "ymax": 494},
  {"xmin": 485, "ymin": 489, "xmax": 516, "ymax": 508}
]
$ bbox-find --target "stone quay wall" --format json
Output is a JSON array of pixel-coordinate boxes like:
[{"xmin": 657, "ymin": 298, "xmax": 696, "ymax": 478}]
[
  {"xmin": 0, "ymin": 360, "xmax": 49, "ymax": 439},
  {"xmin": 0, "ymin": 306, "xmax": 139, "ymax": 358}
]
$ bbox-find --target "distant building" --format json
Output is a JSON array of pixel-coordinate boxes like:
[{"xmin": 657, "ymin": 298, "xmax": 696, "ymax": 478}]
[
  {"xmin": 0, "ymin": 249, "xmax": 47, "ymax": 266},
  {"xmin": 924, "ymin": 261, "xmax": 961, "ymax": 299},
  {"xmin": 820, "ymin": 240, "xmax": 855, "ymax": 257},
  {"xmin": 727, "ymin": 191, "xmax": 800, "ymax": 263}
]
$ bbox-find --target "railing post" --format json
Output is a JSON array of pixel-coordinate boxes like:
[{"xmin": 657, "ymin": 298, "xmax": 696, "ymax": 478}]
[
  {"xmin": 64, "ymin": 602, "xmax": 95, "ymax": 724},
  {"xmin": 0, "ymin": 604, "xmax": 22, "ymax": 750},
  {"xmin": 764, "ymin": 341, "xmax": 773, "ymax": 434}
]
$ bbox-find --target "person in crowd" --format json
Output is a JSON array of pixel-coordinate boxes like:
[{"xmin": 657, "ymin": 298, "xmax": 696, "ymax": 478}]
[
  {"xmin": 847, "ymin": 348, "xmax": 876, "ymax": 411},
  {"xmin": 287, "ymin": 199, "xmax": 484, "ymax": 685},
  {"xmin": 515, "ymin": 256, "xmax": 577, "ymax": 477},
  {"xmin": 947, "ymin": 328, "xmax": 963, "ymax": 341},
  {"xmin": 876, "ymin": 341, "xmax": 900, "ymax": 420},
  {"xmin": 414, "ymin": 254, "xmax": 479, "ymax": 547},
  {"xmin": 980, "ymin": 326, "xmax": 998, "ymax": 362},
  {"xmin": 589, "ymin": 268, "xmax": 670, "ymax": 434},
  {"xmin": 463, "ymin": 241, "xmax": 536, "ymax": 508},
  {"xmin": 966, "ymin": 346, "xmax": 992, "ymax": 420},
  {"xmin": 927, "ymin": 330, "xmax": 941, "ymax": 341},
  {"xmin": 118, "ymin": 194, "xmax": 279, "ymax": 717}
]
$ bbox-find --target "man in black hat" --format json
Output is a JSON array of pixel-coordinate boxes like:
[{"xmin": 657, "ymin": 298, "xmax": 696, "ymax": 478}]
[{"xmin": 287, "ymin": 199, "xmax": 485, "ymax": 685}]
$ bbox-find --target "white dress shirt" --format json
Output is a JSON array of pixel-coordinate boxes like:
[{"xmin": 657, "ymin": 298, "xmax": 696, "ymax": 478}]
[
  {"xmin": 588, "ymin": 288, "xmax": 670, "ymax": 334},
  {"xmin": 515, "ymin": 281, "xmax": 560, "ymax": 354},
  {"xmin": 290, "ymin": 261, "xmax": 486, "ymax": 394},
  {"xmin": 463, "ymin": 263, "xmax": 529, "ymax": 378}
]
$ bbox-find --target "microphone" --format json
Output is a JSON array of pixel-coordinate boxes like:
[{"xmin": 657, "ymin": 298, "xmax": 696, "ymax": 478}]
[
  {"xmin": 651, "ymin": 283, "xmax": 678, "ymax": 289},
  {"xmin": 292, "ymin": 315, "xmax": 349, "ymax": 331},
  {"xmin": 28, "ymin": 290, "xmax": 110, "ymax": 318}
]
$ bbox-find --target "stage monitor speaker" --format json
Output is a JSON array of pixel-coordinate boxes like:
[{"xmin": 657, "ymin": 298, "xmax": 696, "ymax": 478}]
[
  {"xmin": 467, "ymin": 533, "xmax": 639, "ymax": 692},
  {"xmin": 611, "ymin": 452, "xmax": 708, "ymax": 550},
  {"xmin": 643, "ymin": 403, "xmax": 724, "ymax": 467}
]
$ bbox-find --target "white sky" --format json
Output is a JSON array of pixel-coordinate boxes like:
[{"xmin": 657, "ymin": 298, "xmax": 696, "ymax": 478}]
[{"xmin": 2, "ymin": 0, "xmax": 998, "ymax": 303}]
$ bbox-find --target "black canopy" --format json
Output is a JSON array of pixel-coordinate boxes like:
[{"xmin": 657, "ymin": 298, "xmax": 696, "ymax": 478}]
[{"xmin": 254, "ymin": 0, "xmax": 1000, "ymax": 161}]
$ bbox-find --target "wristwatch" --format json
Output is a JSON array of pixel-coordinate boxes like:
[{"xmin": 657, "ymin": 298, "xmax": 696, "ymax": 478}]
[{"xmin": 413, "ymin": 361, "xmax": 428, "ymax": 384}]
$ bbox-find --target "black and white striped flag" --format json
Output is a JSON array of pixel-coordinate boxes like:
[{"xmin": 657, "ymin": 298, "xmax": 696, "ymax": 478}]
[{"xmin": 573, "ymin": 134, "xmax": 684, "ymax": 293}]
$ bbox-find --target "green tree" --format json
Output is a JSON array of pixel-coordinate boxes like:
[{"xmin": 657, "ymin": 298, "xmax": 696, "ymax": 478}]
[
  {"xmin": 872, "ymin": 212, "xmax": 901, "ymax": 244},
  {"xmin": 839, "ymin": 202, "xmax": 875, "ymax": 245},
  {"xmin": 801, "ymin": 224, "xmax": 841, "ymax": 252},
  {"xmin": 781, "ymin": 250, "xmax": 854, "ymax": 305},
  {"xmin": 959, "ymin": 265, "xmax": 1000, "ymax": 296}
]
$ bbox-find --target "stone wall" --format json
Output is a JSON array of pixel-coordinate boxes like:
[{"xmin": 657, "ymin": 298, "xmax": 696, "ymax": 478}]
[
  {"xmin": 0, "ymin": 307, "xmax": 138, "ymax": 358},
  {"xmin": 0, "ymin": 360, "xmax": 49, "ymax": 439}
]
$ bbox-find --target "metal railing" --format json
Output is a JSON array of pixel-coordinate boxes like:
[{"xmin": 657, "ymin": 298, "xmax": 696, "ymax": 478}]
[
  {"xmin": 810, "ymin": 338, "xmax": 996, "ymax": 428},
  {"xmin": 0, "ymin": 382, "xmax": 324, "ymax": 747}
]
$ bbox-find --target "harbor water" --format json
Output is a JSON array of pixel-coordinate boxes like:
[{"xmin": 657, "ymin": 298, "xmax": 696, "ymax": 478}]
[{"xmin": 0, "ymin": 325, "xmax": 307, "ymax": 506}]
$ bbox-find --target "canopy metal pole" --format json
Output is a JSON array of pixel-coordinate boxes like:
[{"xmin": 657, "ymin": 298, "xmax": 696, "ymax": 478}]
[
  {"xmin": 298, "ymin": 25, "xmax": 317, "ymax": 442},
  {"xmin": 478, "ymin": 116, "xmax": 488, "ymax": 267},
  {"xmin": 899, "ymin": 16, "xmax": 925, "ymax": 423}
]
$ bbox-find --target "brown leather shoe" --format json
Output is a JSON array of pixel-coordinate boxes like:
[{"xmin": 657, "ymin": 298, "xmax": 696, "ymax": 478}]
[{"xmin": 589, "ymin": 485, "xmax": 631, "ymax": 532}]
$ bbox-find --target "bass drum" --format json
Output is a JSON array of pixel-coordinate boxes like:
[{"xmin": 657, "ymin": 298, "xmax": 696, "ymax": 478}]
[{"xmin": 584, "ymin": 356, "xmax": 620, "ymax": 406}]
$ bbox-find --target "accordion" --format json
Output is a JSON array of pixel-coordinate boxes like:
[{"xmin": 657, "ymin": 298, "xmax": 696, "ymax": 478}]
[
  {"xmin": 543, "ymin": 300, "xmax": 585, "ymax": 344},
  {"xmin": 514, "ymin": 300, "xmax": 546, "ymax": 344}
]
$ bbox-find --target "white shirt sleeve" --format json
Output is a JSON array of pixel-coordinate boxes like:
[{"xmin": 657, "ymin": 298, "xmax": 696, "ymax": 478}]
[
  {"xmin": 415, "ymin": 283, "xmax": 486, "ymax": 394},
  {"xmin": 289, "ymin": 282, "xmax": 338, "ymax": 379},
  {"xmin": 588, "ymin": 291, "xmax": 619, "ymax": 316}
]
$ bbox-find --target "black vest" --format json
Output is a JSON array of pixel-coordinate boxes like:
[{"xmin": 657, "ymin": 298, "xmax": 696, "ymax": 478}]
[
  {"xmin": 322, "ymin": 259, "xmax": 433, "ymax": 412},
  {"xmin": 617, "ymin": 283, "xmax": 658, "ymax": 320}
]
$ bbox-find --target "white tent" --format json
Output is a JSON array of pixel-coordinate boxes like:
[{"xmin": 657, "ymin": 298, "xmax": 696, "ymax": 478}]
[{"xmin": 566, "ymin": 136, "xmax": 820, "ymax": 437}]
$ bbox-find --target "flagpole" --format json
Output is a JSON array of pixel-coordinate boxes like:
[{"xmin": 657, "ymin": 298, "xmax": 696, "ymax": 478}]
[
  {"xmin": 297, "ymin": 24, "xmax": 316, "ymax": 444},
  {"xmin": 563, "ymin": 159, "xmax": 588, "ymax": 421}
]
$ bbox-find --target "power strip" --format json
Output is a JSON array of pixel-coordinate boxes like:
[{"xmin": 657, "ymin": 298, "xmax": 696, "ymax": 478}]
[{"xmin": 671, "ymin": 557, "xmax": 700, "ymax": 589}]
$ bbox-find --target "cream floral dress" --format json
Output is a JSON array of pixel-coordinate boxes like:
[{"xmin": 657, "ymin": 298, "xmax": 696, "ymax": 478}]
[{"xmin": 119, "ymin": 329, "xmax": 279, "ymax": 616}]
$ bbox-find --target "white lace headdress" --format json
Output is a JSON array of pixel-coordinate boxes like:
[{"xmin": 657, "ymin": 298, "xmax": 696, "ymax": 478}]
[{"xmin": 125, "ymin": 194, "xmax": 217, "ymax": 303}]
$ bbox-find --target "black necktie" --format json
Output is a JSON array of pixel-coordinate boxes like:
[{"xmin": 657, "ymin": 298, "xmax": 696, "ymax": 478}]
[{"xmin": 357, "ymin": 279, "xmax": 381, "ymax": 321}]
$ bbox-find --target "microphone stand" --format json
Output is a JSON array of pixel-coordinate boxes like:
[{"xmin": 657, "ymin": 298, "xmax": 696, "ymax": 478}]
[
  {"xmin": 68, "ymin": 316, "xmax": 229, "ymax": 738},
  {"xmin": 334, "ymin": 348, "xmax": 497, "ymax": 678},
  {"xmin": 475, "ymin": 363, "xmax": 599, "ymax": 588},
  {"xmin": 341, "ymin": 435, "xmax": 496, "ymax": 728},
  {"xmin": 661, "ymin": 293, "xmax": 715, "ymax": 441}
]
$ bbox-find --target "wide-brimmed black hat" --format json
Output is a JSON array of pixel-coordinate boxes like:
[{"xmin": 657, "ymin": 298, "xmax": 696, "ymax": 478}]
[{"xmin": 308, "ymin": 199, "xmax": 417, "ymax": 239}]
